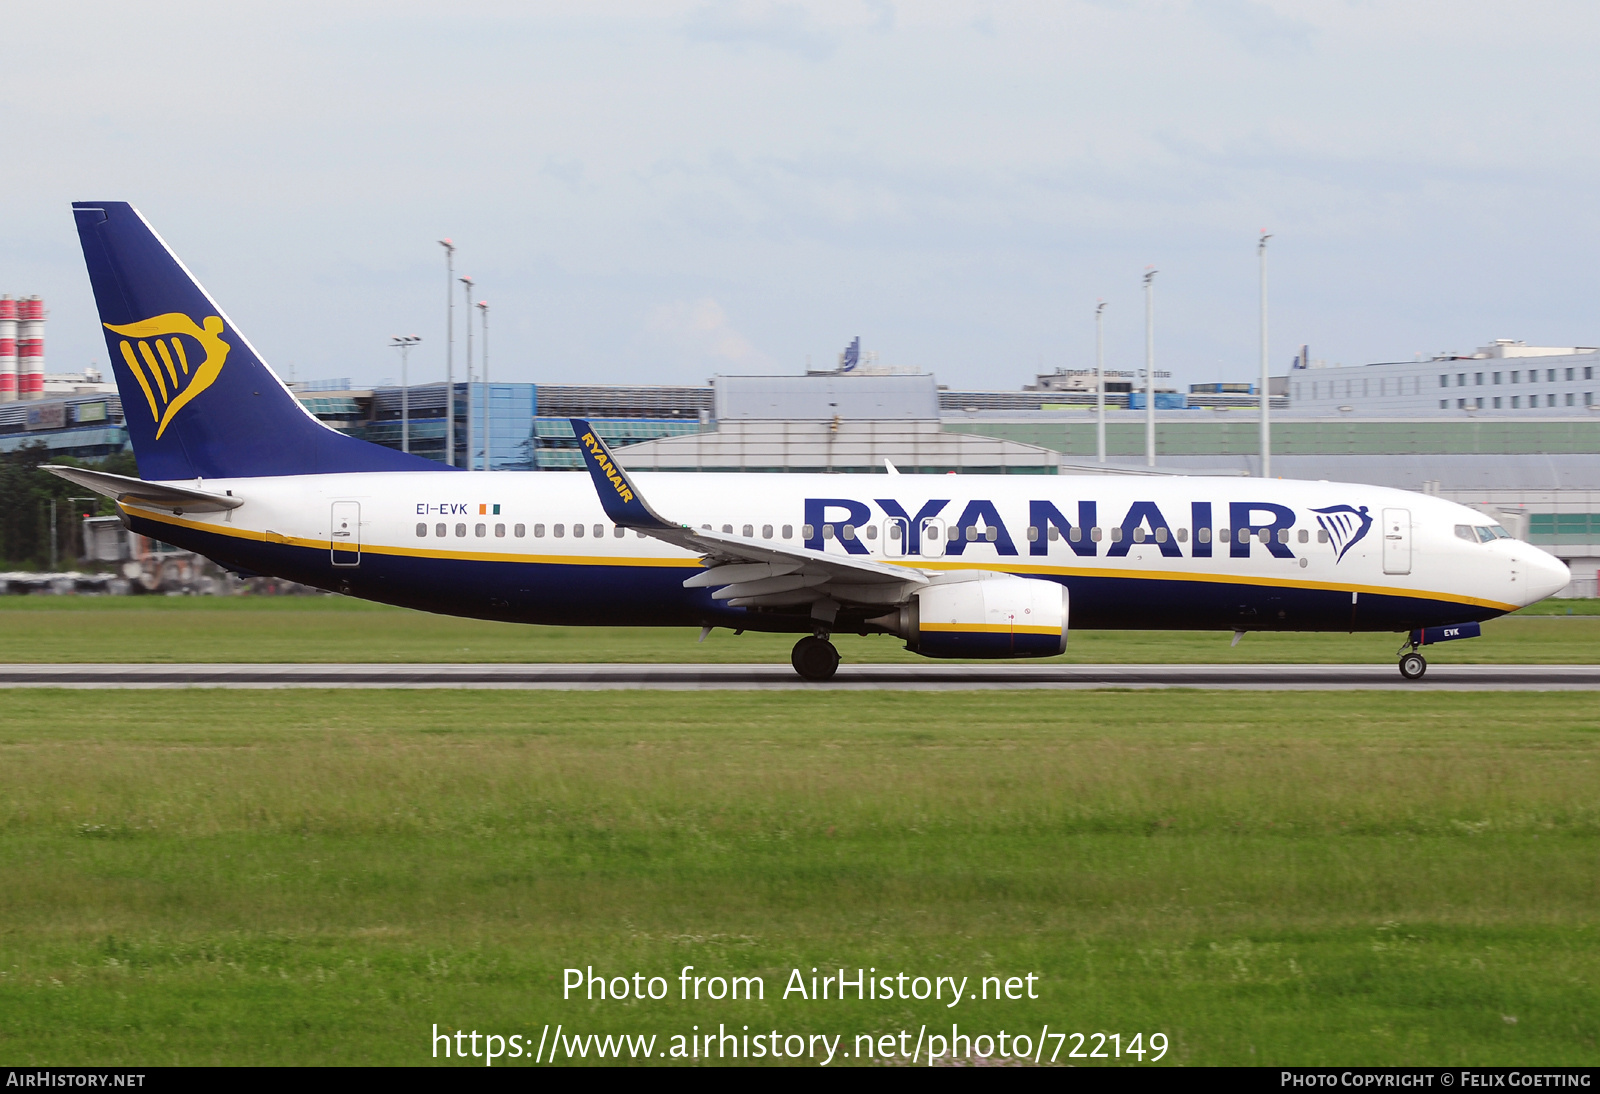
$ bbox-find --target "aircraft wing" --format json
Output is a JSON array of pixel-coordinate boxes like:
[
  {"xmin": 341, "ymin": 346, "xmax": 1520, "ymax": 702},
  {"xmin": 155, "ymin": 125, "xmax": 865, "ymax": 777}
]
[
  {"xmin": 569, "ymin": 419, "xmax": 926, "ymax": 610},
  {"xmin": 42, "ymin": 465, "xmax": 243, "ymax": 514}
]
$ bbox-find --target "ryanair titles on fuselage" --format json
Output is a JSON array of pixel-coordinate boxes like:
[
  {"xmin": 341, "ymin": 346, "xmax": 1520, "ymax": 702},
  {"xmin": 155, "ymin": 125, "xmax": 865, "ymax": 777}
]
[{"xmin": 799, "ymin": 496, "xmax": 1368, "ymax": 562}]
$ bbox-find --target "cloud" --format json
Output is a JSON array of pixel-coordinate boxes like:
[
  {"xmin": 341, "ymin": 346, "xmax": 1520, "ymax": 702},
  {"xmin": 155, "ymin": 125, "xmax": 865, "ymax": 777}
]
[
  {"xmin": 684, "ymin": 1, "xmax": 841, "ymax": 60},
  {"xmin": 1192, "ymin": 0, "xmax": 1314, "ymax": 55},
  {"xmin": 647, "ymin": 297, "xmax": 776, "ymax": 369}
]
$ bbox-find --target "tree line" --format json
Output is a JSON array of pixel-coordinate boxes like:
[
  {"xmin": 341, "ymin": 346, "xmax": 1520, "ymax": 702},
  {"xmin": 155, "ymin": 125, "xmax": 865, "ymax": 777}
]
[{"xmin": 0, "ymin": 443, "xmax": 132, "ymax": 569}]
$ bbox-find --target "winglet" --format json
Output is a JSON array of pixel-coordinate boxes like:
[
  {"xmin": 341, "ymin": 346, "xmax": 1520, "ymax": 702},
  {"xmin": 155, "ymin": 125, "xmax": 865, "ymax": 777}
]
[{"xmin": 570, "ymin": 419, "xmax": 675, "ymax": 529}]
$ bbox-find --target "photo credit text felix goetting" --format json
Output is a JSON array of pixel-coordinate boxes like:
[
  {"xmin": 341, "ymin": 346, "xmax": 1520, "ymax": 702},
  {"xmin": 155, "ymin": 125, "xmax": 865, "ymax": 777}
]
[{"xmin": 429, "ymin": 965, "xmax": 1170, "ymax": 1065}]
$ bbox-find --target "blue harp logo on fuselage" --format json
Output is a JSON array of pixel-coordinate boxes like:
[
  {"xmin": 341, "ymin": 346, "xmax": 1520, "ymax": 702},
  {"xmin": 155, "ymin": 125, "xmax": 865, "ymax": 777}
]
[{"xmin": 1312, "ymin": 504, "xmax": 1373, "ymax": 563}]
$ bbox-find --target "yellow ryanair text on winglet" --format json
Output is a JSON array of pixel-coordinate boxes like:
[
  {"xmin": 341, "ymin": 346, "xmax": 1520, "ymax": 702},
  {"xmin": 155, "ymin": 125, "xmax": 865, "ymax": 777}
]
[
  {"xmin": 104, "ymin": 313, "xmax": 231, "ymax": 439},
  {"xmin": 580, "ymin": 431, "xmax": 636, "ymax": 504}
]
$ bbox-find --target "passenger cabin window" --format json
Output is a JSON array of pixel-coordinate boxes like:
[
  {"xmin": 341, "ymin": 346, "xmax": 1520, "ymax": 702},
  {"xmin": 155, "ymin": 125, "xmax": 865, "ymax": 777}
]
[
  {"xmin": 1027, "ymin": 526, "xmax": 1040, "ymax": 542},
  {"xmin": 475, "ymin": 523, "xmax": 486, "ymax": 537},
  {"xmin": 515, "ymin": 524, "xmax": 526, "ymax": 537},
  {"xmin": 842, "ymin": 525, "xmax": 856, "ymax": 541},
  {"xmin": 1090, "ymin": 527, "xmax": 1103, "ymax": 541},
  {"xmin": 985, "ymin": 527, "xmax": 997, "ymax": 542},
  {"xmin": 762, "ymin": 525, "xmax": 774, "ymax": 539},
  {"xmin": 742, "ymin": 524, "xmax": 753, "ymax": 538},
  {"xmin": 865, "ymin": 525, "xmax": 877, "ymax": 540},
  {"xmin": 722, "ymin": 524, "xmax": 733, "ymax": 534},
  {"xmin": 436, "ymin": 523, "xmax": 446, "ymax": 537},
  {"xmin": 782, "ymin": 525, "xmax": 793, "ymax": 539},
  {"xmin": 495, "ymin": 524, "xmax": 506, "ymax": 538},
  {"xmin": 1176, "ymin": 528, "xmax": 1188, "ymax": 542},
  {"xmin": 554, "ymin": 524, "xmax": 564, "ymax": 538},
  {"xmin": 614, "ymin": 525, "xmax": 626, "ymax": 538},
  {"xmin": 1109, "ymin": 527, "xmax": 1123, "ymax": 543},
  {"xmin": 532, "ymin": 524, "xmax": 543, "ymax": 537},
  {"xmin": 1298, "ymin": 529, "xmax": 1309, "ymax": 543},
  {"xmin": 1197, "ymin": 527, "xmax": 1211, "ymax": 544},
  {"xmin": 823, "ymin": 524, "xmax": 836, "ymax": 540},
  {"xmin": 573, "ymin": 523, "xmax": 584, "ymax": 538},
  {"xmin": 416, "ymin": 523, "xmax": 427, "ymax": 537},
  {"xmin": 801, "ymin": 524, "xmax": 813, "ymax": 539},
  {"xmin": 455, "ymin": 523, "xmax": 467, "ymax": 537},
  {"xmin": 594, "ymin": 524, "xmax": 604, "ymax": 538}
]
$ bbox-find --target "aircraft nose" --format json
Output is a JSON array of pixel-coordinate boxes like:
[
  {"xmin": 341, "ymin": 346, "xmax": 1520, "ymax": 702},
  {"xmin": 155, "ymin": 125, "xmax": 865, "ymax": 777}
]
[{"xmin": 1521, "ymin": 547, "xmax": 1571, "ymax": 605}]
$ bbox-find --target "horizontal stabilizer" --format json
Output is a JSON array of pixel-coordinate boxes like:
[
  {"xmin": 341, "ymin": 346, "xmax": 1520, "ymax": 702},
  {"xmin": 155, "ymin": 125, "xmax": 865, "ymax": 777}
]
[{"xmin": 42, "ymin": 465, "xmax": 242, "ymax": 514}]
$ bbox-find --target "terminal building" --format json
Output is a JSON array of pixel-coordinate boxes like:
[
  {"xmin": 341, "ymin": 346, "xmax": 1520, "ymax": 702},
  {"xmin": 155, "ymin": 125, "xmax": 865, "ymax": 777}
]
[{"xmin": 3, "ymin": 346, "xmax": 1596, "ymax": 597}]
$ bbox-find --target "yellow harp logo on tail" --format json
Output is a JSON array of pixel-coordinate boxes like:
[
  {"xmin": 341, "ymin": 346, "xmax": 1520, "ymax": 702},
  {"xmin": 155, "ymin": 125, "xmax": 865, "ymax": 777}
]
[{"xmin": 103, "ymin": 314, "xmax": 231, "ymax": 439}]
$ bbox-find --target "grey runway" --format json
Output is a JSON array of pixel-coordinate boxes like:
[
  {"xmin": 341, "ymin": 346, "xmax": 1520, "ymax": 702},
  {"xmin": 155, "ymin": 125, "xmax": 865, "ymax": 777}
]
[{"xmin": 1, "ymin": 662, "xmax": 1597, "ymax": 690}]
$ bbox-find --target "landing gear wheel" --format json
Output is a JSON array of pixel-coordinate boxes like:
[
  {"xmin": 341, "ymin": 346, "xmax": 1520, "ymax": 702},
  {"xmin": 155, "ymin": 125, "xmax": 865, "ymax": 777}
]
[
  {"xmin": 791, "ymin": 636, "xmax": 840, "ymax": 681},
  {"xmin": 1398, "ymin": 652, "xmax": 1427, "ymax": 680}
]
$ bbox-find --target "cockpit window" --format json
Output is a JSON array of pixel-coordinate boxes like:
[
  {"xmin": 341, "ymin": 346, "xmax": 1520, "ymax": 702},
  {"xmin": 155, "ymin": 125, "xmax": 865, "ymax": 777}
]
[{"xmin": 1458, "ymin": 523, "xmax": 1512, "ymax": 543}]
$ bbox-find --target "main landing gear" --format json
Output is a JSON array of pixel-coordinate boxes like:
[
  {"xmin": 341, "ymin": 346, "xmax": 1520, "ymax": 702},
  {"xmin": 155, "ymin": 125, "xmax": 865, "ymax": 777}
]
[
  {"xmin": 791, "ymin": 633, "xmax": 840, "ymax": 681},
  {"xmin": 1396, "ymin": 635, "xmax": 1427, "ymax": 681}
]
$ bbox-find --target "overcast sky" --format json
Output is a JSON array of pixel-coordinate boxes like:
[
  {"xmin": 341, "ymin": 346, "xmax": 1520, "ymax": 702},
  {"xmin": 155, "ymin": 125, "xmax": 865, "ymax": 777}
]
[{"xmin": 4, "ymin": 1, "xmax": 1599, "ymax": 393}]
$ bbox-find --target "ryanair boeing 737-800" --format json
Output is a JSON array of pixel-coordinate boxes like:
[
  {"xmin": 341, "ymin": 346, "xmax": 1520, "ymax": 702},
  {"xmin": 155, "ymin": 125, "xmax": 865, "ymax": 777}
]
[{"xmin": 47, "ymin": 202, "xmax": 1571, "ymax": 680}]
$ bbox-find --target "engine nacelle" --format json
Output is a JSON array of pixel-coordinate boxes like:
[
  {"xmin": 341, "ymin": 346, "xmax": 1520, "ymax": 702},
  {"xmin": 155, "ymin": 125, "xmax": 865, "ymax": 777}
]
[{"xmin": 871, "ymin": 575, "xmax": 1068, "ymax": 659}]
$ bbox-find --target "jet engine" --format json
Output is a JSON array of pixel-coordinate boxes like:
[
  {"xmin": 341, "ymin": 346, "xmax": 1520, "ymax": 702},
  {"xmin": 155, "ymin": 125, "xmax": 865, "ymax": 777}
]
[{"xmin": 870, "ymin": 575, "xmax": 1068, "ymax": 659}]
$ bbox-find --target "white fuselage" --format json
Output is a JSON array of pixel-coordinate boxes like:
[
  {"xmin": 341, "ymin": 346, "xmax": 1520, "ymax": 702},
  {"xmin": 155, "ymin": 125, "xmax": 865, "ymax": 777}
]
[{"xmin": 121, "ymin": 470, "xmax": 1570, "ymax": 636}]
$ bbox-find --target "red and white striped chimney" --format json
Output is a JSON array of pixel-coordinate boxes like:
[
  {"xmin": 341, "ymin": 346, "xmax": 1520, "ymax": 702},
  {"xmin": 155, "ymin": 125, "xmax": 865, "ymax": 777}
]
[
  {"xmin": 18, "ymin": 295, "xmax": 44, "ymax": 399},
  {"xmin": 0, "ymin": 296, "xmax": 16, "ymax": 402}
]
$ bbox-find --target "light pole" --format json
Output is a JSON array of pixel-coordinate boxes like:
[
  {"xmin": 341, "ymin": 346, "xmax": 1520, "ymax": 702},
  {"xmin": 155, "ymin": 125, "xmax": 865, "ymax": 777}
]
[
  {"xmin": 438, "ymin": 239, "xmax": 456, "ymax": 466},
  {"xmin": 476, "ymin": 300, "xmax": 489, "ymax": 471},
  {"xmin": 1258, "ymin": 230, "xmax": 1272, "ymax": 479},
  {"xmin": 1143, "ymin": 268, "xmax": 1157, "ymax": 468},
  {"xmin": 1095, "ymin": 300, "xmax": 1107, "ymax": 464},
  {"xmin": 390, "ymin": 336, "xmax": 422, "ymax": 453},
  {"xmin": 460, "ymin": 276, "xmax": 475, "ymax": 470}
]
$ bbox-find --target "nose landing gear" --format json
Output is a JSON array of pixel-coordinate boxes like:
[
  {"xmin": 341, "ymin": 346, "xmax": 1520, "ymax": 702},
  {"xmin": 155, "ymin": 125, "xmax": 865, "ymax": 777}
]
[
  {"xmin": 791, "ymin": 633, "xmax": 840, "ymax": 681},
  {"xmin": 1396, "ymin": 634, "xmax": 1427, "ymax": 680}
]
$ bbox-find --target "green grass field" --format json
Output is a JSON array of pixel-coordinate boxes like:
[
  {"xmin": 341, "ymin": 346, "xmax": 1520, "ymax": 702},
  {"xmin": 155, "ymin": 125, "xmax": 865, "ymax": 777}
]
[
  {"xmin": 1, "ymin": 689, "xmax": 1597, "ymax": 1066},
  {"xmin": 0, "ymin": 595, "xmax": 1596, "ymax": 664}
]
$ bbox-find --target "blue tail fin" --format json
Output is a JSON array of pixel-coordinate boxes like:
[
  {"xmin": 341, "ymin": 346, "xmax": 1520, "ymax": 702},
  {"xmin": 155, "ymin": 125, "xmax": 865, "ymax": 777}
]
[{"xmin": 72, "ymin": 201, "xmax": 444, "ymax": 479}]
